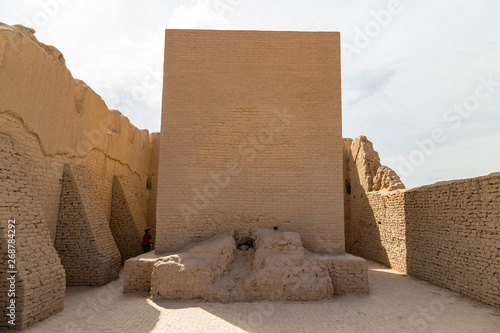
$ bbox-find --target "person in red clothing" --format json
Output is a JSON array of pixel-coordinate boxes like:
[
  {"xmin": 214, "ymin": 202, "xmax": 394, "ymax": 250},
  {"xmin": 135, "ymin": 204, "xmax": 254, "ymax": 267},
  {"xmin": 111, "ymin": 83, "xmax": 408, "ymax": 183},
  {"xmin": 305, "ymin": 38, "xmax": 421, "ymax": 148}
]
[{"xmin": 141, "ymin": 228, "xmax": 152, "ymax": 253}]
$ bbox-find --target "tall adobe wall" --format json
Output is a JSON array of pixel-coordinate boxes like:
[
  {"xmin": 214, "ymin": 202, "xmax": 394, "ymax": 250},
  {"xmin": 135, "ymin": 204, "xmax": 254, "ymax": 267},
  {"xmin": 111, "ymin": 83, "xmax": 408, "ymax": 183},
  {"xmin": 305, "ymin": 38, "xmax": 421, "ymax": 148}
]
[
  {"xmin": 0, "ymin": 23, "xmax": 159, "ymax": 329},
  {"xmin": 344, "ymin": 136, "xmax": 500, "ymax": 308},
  {"xmin": 157, "ymin": 29, "xmax": 344, "ymax": 254},
  {"xmin": 0, "ymin": 133, "xmax": 66, "ymax": 330},
  {"xmin": 0, "ymin": 24, "xmax": 158, "ymax": 239},
  {"xmin": 343, "ymin": 136, "xmax": 406, "ymax": 271}
]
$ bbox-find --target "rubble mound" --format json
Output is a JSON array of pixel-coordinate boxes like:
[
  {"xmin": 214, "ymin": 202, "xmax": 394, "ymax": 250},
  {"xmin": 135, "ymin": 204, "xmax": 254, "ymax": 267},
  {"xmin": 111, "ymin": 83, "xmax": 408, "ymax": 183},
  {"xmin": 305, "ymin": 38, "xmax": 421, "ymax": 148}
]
[
  {"xmin": 150, "ymin": 228, "xmax": 333, "ymax": 301},
  {"xmin": 244, "ymin": 229, "xmax": 333, "ymax": 300},
  {"xmin": 150, "ymin": 234, "xmax": 235, "ymax": 299}
]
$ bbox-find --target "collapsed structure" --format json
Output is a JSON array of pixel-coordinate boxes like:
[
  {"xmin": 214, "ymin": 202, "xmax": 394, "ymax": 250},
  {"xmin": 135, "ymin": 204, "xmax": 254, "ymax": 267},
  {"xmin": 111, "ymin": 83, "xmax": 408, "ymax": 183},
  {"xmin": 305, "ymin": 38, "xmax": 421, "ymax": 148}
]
[{"xmin": 0, "ymin": 23, "xmax": 498, "ymax": 330}]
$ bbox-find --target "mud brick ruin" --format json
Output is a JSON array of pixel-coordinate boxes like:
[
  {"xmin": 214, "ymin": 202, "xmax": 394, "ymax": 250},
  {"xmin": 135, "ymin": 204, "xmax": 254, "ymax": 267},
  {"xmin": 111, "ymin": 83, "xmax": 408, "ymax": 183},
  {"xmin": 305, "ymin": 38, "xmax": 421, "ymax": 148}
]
[{"xmin": 0, "ymin": 23, "xmax": 498, "ymax": 329}]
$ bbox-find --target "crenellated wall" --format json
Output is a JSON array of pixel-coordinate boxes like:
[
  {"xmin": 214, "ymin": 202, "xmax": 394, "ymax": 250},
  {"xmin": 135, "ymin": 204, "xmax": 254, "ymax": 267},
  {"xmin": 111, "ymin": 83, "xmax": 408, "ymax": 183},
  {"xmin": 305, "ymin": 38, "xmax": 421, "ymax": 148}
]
[
  {"xmin": 345, "ymin": 136, "xmax": 500, "ymax": 308},
  {"xmin": 0, "ymin": 23, "xmax": 159, "ymax": 329}
]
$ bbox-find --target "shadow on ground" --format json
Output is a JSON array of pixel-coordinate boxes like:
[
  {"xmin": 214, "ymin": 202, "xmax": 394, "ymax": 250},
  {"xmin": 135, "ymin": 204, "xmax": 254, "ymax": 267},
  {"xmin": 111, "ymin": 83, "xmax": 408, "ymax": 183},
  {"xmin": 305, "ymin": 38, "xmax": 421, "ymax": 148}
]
[{"xmin": 23, "ymin": 262, "xmax": 500, "ymax": 333}]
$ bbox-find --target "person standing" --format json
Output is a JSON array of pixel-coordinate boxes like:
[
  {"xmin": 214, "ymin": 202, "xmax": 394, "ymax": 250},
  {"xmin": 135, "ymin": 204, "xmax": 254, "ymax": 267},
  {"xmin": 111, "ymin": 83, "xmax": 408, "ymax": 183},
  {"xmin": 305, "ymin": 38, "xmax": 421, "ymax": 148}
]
[{"xmin": 142, "ymin": 228, "xmax": 152, "ymax": 253}]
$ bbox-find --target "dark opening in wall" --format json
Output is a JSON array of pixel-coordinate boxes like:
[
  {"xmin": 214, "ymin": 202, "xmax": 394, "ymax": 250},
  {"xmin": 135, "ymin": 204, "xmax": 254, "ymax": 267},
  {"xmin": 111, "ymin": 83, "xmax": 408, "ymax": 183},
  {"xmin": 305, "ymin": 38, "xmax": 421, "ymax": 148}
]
[
  {"xmin": 237, "ymin": 237, "xmax": 254, "ymax": 251},
  {"xmin": 345, "ymin": 179, "xmax": 351, "ymax": 195},
  {"xmin": 146, "ymin": 177, "xmax": 152, "ymax": 190}
]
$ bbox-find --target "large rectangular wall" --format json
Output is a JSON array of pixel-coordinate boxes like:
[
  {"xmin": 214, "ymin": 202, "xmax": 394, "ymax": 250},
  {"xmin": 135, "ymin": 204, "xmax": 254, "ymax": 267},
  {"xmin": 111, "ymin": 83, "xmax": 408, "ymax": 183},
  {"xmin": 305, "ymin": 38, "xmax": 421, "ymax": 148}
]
[{"xmin": 157, "ymin": 29, "xmax": 343, "ymax": 254}]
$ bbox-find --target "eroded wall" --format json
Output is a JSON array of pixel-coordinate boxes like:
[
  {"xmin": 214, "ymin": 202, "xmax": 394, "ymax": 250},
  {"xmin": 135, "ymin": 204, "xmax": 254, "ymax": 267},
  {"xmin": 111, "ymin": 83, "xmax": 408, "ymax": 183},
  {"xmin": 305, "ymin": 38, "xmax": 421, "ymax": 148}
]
[
  {"xmin": 344, "ymin": 136, "xmax": 406, "ymax": 271},
  {"xmin": 110, "ymin": 175, "xmax": 149, "ymax": 263},
  {"xmin": 404, "ymin": 175, "xmax": 500, "ymax": 308},
  {"xmin": 0, "ymin": 24, "xmax": 157, "ymax": 241},
  {"xmin": 345, "ymin": 136, "xmax": 500, "ymax": 308},
  {"xmin": 146, "ymin": 133, "xmax": 160, "ymax": 246},
  {"xmin": 157, "ymin": 29, "xmax": 344, "ymax": 254},
  {"xmin": 55, "ymin": 164, "xmax": 121, "ymax": 285},
  {"xmin": 0, "ymin": 133, "xmax": 66, "ymax": 330},
  {"xmin": 0, "ymin": 23, "xmax": 159, "ymax": 328}
]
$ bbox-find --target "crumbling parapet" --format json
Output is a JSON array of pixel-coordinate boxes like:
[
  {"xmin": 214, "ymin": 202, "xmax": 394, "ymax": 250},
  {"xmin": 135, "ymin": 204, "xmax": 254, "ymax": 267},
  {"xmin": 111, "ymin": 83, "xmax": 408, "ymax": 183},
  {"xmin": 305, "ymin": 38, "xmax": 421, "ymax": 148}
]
[{"xmin": 348, "ymin": 136, "xmax": 405, "ymax": 192}]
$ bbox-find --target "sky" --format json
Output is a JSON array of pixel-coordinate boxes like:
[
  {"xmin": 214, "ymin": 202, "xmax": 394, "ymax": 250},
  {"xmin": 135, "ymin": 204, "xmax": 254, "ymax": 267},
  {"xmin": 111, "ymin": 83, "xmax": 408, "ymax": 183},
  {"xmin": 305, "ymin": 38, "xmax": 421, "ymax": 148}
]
[{"xmin": 1, "ymin": 0, "xmax": 499, "ymax": 189}]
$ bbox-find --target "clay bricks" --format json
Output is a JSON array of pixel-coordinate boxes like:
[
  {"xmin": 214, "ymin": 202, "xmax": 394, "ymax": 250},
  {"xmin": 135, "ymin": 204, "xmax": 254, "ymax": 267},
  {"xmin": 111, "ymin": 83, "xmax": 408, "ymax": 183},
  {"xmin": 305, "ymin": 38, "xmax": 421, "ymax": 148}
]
[
  {"xmin": 54, "ymin": 164, "xmax": 121, "ymax": 286},
  {"xmin": 0, "ymin": 133, "xmax": 66, "ymax": 330},
  {"xmin": 157, "ymin": 29, "xmax": 344, "ymax": 254},
  {"xmin": 345, "ymin": 136, "xmax": 500, "ymax": 308},
  {"xmin": 110, "ymin": 175, "xmax": 149, "ymax": 263}
]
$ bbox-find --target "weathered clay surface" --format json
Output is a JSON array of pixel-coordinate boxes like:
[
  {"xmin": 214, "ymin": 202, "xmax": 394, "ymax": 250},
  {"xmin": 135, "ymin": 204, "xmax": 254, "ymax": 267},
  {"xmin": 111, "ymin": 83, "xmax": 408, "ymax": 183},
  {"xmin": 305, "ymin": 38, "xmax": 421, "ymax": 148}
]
[
  {"xmin": 372, "ymin": 166, "xmax": 405, "ymax": 191},
  {"xmin": 349, "ymin": 136, "xmax": 405, "ymax": 192},
  {"xmin": 150, "ymin": 228, "xmax": 334, "ymax": 301},
  {"xmin": 243, "ymin": 229, "xmax": 333, "ymax": 300},
  {"xmin": 150, "ymin": 234, "xmax": 236, "ymax": 299}
]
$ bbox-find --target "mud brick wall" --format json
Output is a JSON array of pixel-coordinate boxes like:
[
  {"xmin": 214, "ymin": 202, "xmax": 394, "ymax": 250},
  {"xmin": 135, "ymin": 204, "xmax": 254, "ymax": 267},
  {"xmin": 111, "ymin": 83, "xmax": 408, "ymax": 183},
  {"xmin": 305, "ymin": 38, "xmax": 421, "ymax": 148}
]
[
  {"xmin": 404, "ymin": 174, "xmax": 500, "ymax": 308},
  {"xmin": 345, "ymin": 136, "xmax": 407, "ymax": 272},
  {"xmin": 55, "ymin": 164, "xmax": 121, "ymax": 286},
  {"xmin": 345, "ymin": 136, "xmax": 500, "ymax": 308},
  {"xmin": 123, "ymin": 254, "xmax": 159, "ymax": 293},
  {"xmin": 0, "ymin": 133, "xmax": 66, "ymax": 330},
  {"xmin": 157, "ymin": 29, "xmax": 344, "ymax": 254},
  {"xmin": 0, "ymin": 24, "xmax": 159, "ymax": 328},
  {"xmin": 0, "ymin": 24, "xmax": 158, "ymax": 243},
  {"xmin": 349, "ymin": 191, "xmax": 407, "ymax": 273},
  {"xmin": 317, "ymin": 254, "xmax": 369, "ymax": 294},
  {"xmin": 110, "ymin": 176, "xmax": 149, "ymax": 263},
  {"xmin": 146, "ymin": 133, "xmax": 160, "ymax": 246}
]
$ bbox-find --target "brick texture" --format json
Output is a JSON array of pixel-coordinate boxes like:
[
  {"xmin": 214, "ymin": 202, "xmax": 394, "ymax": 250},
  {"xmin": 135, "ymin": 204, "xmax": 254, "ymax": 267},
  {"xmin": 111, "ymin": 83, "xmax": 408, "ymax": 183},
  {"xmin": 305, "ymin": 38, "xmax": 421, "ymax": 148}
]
[
  {"xmin": 0, "ymin": 24, "xmax": 159, "ymax": 328},
  {"xmin": 146, "ymin": 133, "xmax": 160, "ymax": 245},
  {"xmin": 55, "ymin": 164, "xmax": 121, "ymax": 286},
  {"xmin": 0, "ymin": 133, "xmax": 66, "ymax": 330},
  {"xmin": 404, "ymin": 176, "xmax": 500, "ymax": 308},
  {"xmin": 345, "ymin": 136, "xmax": 500, "ymax": 308},
  {"xmin": 157, "ymin": 29, "xmax": 344, "ymax": 254},
  {"xmin": 317, "ymin": 254, "xmax": 369, "ymax": 294},
  {"xmin": 110, "ymin": 176, "xmax": 149, "ymax": 263}
]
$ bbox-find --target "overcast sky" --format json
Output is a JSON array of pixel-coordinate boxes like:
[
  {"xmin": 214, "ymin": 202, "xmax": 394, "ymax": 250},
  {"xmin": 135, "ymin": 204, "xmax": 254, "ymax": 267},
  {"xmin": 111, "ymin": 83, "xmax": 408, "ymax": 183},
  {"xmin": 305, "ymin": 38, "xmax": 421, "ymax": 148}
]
[{"xmin": 1, "ymin": 0, "xmax": 499, "ymax": 188}]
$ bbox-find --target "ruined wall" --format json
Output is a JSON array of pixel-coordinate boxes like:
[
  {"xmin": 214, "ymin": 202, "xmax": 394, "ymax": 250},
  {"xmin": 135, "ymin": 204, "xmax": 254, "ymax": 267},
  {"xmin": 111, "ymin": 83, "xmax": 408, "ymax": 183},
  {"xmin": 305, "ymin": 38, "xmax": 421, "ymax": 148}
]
[
  {"xmin": 345, "ymin": 136, "xmax": 500, "ymax": 308},
  {"xmin": 0, "ymin": 24, "xmax": 157, "ymax": 241},
  {"xmin": 0, "ymin": 23, "xmax": 159, "ymax": 328},
  {"xmin": 350, "ymin": 191, "xmax": 407, "ymax": 272},
  {"xmin": 157, "ymin": 29, "xmax": 344, "ymax": 254},
  {"xmin": 0, "ymin": 133, "xmax": 66, "ymax": 330},
  {"xmin": 110, "ymin": 176, "xmax": 149, "ymax": 263},
  {"xmin": 404, "ymin": 175, "xmax": 500, "ymax": 308},
  {"xmin": 146, "ymin": 133, "xmax": 160, "ymax": 246},
  {"xmin": 344, "ymin": 136, "xmax": 406, "ymax": 271},
  {"xmin": 55, "ymin": 164, "xmax": 121, "ymax": 285}
]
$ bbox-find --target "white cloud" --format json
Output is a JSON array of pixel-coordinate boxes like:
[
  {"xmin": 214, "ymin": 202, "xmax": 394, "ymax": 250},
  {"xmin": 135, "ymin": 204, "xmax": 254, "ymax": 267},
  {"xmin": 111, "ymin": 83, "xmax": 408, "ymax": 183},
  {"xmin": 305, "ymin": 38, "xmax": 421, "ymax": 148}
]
[
  {"xmin": 0, "ymin": 0, "xmax": 499, "ymax": 188},
  {"xmin": 167, "ymin": 0, "xmax": 233, "ymax": 29}
]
